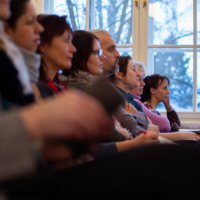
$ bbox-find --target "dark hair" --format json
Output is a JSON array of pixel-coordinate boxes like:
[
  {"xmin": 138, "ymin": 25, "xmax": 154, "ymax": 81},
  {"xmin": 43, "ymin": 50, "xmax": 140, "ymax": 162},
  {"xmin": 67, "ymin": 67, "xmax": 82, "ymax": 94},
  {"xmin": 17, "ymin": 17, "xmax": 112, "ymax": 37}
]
[
  {"xmin": 6, "ymin": 0, "xmax": 30, "ymax": 29},
  {"xmin": 37, "ymin": 14, "xmax": 73, "ymax": 81},
  {"xmin": 140, "ymin": 74, "xmax": 170, "ymax": 102},
  {"xmin": 62, "ymin": 30, "xmax": 99, "ymax": 77},
  {"xmin": 109, "ymin": 55, "xmax": 132, "ymax": 83}
]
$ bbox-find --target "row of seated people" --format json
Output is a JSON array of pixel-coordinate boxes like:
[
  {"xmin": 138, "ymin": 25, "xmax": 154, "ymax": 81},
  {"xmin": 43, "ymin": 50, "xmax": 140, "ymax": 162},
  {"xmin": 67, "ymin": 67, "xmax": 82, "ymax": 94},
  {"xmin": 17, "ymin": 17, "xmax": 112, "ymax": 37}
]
[{"xmin": 1, "ymin": 0, "xmax": 200, "ymax": 199}]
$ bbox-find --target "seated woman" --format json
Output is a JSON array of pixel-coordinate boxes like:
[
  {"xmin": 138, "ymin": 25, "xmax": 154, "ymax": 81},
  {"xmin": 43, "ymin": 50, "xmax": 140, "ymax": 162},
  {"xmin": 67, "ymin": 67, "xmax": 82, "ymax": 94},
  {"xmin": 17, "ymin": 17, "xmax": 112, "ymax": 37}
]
[
  {"xmin": 60, "ymin": 30, "xmax": 105, "ymax": 90},
  {"xmin": 36, "ymin": 14, "xmax": 76, "ymax": 97},
  {"xmin": 130, "ymin": 62, "xmax": 171, "ymax": 133},
  {"xmin": 0, "ymin": 0, "xmax": 115, "ymax": 168},
  {"xmin": 1, "ymin": 0, "xmax": 42, "ymax": 108},
  {"xmin": 110, "ymin": 55, "xmax": 199, "ymax": 141},
  {"xmin": 140, "ymin": 74, "xmax": 181, "ymax": 132}
]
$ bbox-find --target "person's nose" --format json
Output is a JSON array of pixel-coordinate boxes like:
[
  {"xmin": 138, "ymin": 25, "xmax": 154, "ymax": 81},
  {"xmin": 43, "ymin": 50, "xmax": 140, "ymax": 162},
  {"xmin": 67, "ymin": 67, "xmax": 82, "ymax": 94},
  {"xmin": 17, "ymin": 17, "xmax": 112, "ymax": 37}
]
[
  {"xmin": 167, "ymin": 88, "xmax": 170, "ymax": 94},
  {"xmin": 114, "ymin": 49, "xmax": 120, "ymax": 58}
]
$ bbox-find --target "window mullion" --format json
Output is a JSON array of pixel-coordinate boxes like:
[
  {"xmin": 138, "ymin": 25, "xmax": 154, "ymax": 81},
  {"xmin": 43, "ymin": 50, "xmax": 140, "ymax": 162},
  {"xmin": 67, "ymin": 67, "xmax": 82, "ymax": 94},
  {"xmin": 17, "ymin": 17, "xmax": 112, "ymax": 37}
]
[
  {"xmin": 138, "ymin": 0, "xmax": 148, "ymax": 66},
  {"xmin": 132, "ymin": 0, "xmax": 139, "ymax": 61},
  {"xmin": 193, "ymin": 0, "xmax": 197, "ymax": 112},
  {"xmin": 85, "ymin": 0, "xmax": 90, "ymax": 30}
]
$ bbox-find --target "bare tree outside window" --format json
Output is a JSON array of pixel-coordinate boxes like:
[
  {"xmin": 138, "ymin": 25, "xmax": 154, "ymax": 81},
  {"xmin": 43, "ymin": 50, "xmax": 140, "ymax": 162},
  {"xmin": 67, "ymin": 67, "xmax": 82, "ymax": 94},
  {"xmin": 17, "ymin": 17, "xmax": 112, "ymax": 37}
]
[
  {"xmin": 54, "ymin": 0, "xmax": 132, "ymax": 45},
  {"xmin": 148, "ymin": 0, "xmax": 195, "ymax": 110},
  {"xmin": 54, "ymin": 0, "xmax": 86, "ymax": 30},
  {"xmin": 91, "ymin": 0, "xmax": 132, "ymax": 44}
]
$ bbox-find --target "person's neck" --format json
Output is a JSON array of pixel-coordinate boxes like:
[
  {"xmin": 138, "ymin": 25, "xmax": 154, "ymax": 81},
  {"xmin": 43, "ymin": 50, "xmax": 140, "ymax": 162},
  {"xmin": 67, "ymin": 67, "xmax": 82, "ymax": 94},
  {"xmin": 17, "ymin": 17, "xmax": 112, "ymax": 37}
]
[
  {"xmin": 43, "ymin": 61, "xmax": 58, "ymax": 81},
  {"xmin": 17, "ymin": 46, "xmax": 41, "ymax": 84},
  {"xmin": 148, "ymin": 96, "xmax": 160, "ymax": 109},
  {"xmin": 115, "ymin": 82, "xmax": 130, "ymax": 93}
]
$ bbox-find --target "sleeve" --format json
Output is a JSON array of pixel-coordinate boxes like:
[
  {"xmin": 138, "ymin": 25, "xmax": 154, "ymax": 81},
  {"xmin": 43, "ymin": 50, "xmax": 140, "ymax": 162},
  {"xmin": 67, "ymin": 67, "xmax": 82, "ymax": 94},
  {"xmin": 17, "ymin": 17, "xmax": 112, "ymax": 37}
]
[
  {"xmin": 109, "ymin": 128, "xmax": 129, "ymax": 142},
  {"xmin": 167, "ymin": 110, "xmax": 181, "ymax": 132},
  {"xmin": 0, "ymin": 110, "xmax": 37, "ymax": 182},
  {"xmin": 135, "ymin": 100, "xmax": 171, "ymax": 133},
  {"xmin": 92, "ymin": 143, "xmax": 118, "ymax": 159},
  {"xmin": 116, "ymin": 105, "xmax": 148, "ymax": 137}
]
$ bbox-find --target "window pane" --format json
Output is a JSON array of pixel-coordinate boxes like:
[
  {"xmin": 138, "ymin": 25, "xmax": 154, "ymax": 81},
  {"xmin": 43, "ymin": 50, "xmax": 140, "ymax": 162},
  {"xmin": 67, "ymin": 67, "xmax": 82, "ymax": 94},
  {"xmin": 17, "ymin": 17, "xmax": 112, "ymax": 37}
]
[
  {"xmin": 117, "ymin": 47, "xmax": 132, "ymax": 57},
  {"xmin": 148, "ymin": 0, "xmax": 193, "ymax": 45},
  {"xmin": 197, "ymin": 0, "xmax": 200, "ymax": 44},
  {"xmin": 54, "ymin": 0, "xmax": 86, "ymax": 30},
  {"xmin": 89, "ymin": 0, "xmax": 132, "ymax": 44},
  {"xmin": 148, "ymin": 48, "xmax": 193, "ymax": 111},
  {"xmin": 197, "ymin": 49, "xmax": 200, "ymax": 110}
]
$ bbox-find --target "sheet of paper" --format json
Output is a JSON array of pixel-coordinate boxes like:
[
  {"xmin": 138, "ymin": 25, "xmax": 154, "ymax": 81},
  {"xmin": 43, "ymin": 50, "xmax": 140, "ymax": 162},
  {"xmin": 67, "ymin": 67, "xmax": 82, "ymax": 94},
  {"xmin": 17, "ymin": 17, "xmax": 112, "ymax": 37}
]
[
  {"xmin": 179, "ymin": 129, "xmax": 200, "ymax": 134},
  {"xmin": 158, "ymin": 136, "xmax": 177, "ymax": 145}
]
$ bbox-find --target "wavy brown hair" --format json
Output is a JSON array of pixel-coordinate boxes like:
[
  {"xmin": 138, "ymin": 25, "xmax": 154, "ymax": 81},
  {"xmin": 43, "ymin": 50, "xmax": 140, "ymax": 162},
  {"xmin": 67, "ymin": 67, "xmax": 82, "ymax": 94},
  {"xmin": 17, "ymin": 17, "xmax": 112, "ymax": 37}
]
[
  {"xmin": 140, "ymin": 74, "xmax": 170, "ymax": 103},
  {"xmin": 37, "ymin": 14, "xmax": 73, "ymax": 82}
]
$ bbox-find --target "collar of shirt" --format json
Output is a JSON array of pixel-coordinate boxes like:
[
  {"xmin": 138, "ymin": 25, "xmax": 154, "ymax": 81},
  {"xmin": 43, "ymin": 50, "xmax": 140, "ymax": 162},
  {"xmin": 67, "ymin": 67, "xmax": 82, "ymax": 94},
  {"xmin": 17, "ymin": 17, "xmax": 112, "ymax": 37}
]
[{"xmin": 116, "ymin": 87, "xmax": 134, "ymax": 103}]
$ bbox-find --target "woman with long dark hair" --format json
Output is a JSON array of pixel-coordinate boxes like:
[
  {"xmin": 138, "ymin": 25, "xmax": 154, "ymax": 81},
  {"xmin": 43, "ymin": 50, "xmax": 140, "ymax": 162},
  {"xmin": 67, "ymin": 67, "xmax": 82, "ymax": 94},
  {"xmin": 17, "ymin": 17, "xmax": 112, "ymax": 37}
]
[
  {"xmin": 4, "ymin": 0, "xmax": 44, "ymax": 103},
  {"xmin": 141, "ymin": 74, "xmax": 181, "ymax": 132},
  {"xmin": 60, "ymin": 30, "xmax": 106, "ymax": 89}
]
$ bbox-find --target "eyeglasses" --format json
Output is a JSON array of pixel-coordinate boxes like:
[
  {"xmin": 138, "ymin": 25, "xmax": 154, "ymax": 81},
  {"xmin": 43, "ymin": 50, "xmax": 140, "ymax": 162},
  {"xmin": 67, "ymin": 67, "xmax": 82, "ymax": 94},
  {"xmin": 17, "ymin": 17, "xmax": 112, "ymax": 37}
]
[{"xmin": 91, "ymin": 49, "xmax": 103, "ymax": 58}]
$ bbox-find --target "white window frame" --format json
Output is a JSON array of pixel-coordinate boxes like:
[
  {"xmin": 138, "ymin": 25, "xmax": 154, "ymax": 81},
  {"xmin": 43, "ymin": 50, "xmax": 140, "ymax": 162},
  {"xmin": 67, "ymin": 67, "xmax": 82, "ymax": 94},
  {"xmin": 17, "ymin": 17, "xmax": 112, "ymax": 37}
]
[
  {"xmin": 138, "ymin": 0, "xmax": 200, "ymax": 125},
  {"xmin": 41, "ymin": 0, "xmax": 200, "ymax": 126},
  {"xmin": 42, "ymin": 0, "xmax": 138, "ymax": 59}
]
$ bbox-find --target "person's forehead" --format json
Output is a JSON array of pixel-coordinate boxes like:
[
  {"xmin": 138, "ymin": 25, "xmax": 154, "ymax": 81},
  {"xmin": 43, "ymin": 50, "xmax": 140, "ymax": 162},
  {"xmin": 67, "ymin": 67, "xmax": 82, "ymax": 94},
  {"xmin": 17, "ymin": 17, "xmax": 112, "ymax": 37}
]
[
  {"xmin": 99, "ymin": 33, "xmax": 116, "ymax": 47},
  {"xmin": 159, "ymin": 79, "xmax": 168, "ymax": 87},
  {"xmin": 139, "ymin": 72, "xmax": 145, "ymax": 79},
  {"xmin": 93, "ymin": 39, "xmax": 100, "ymax": 46},
  {"xmin": 128, "ymin": 59, "xmax": 134, "ymax": 67}
]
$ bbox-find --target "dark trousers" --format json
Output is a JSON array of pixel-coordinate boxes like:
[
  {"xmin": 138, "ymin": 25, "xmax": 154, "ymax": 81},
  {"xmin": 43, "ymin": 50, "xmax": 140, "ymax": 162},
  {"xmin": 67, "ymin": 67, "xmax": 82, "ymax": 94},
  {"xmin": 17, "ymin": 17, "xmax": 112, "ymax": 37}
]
[{"xmin": 4, "ymin": 144, "xmax": 200, "ymax": 200}]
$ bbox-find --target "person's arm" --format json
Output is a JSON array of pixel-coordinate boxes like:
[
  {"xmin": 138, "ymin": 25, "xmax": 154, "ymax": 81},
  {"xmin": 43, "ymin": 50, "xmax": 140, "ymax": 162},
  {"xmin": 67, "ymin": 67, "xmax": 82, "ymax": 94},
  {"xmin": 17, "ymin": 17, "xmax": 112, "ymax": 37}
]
[
  {"xmin": 163, "ymin": 96, "xmax": 181, "ymax": 132},
  {"xmin": 93, "ymin": 132, "xmax": 159, "ymax": 159},
  {"xmin": 109, "ymin": 128, "xmax": 129, "ymax": 141},
  {"xmin": 136, "ymin": 100, "xmax": 171, "ymax": 132},
  {"xmin": 115, "ymin": 132, "xmax": 159, "ymax": 152},
  {"xmin": 159, "ymin": 132, "xmax": 200, "ymax": 141},
  {"xmin": 0, "ymin": 110, "xmax": 37, "ymax": 182},
  {"xmin": 0, "ymin": 90, "xmax": 112, "ymax": 182},
  {"xmin": 116, "ymin": 105, "xmax": 149, "ymax": 137},
  {"xmin": 166, "ymin": 111, "xmax": 181, "ymax": 132}
]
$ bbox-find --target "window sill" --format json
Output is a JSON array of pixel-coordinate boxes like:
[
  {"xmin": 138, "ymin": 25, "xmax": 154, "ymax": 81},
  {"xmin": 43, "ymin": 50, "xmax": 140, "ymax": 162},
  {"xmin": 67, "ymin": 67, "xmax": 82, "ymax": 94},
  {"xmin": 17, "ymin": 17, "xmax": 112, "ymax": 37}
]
[{"xmin": 159, "ymin": 111, "xmax": 200, "ymax": 128}]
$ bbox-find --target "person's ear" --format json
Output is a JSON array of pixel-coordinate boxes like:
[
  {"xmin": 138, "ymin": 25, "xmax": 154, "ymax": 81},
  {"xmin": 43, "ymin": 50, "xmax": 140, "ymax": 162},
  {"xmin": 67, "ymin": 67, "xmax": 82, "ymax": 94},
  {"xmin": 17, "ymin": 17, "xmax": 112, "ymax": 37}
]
[
  {"xmin": 3, "ymin": 22, "xmax": 13, "ymax": 39},
  {"xmin": 115, "ymin": 72, "xmax": 124, "ymax": 80},
  {"xmin": 38, "ymin": 43, "xmax": 47, "ymax": 56},
  {"xmin": 150, "ymin": 88, "xmax": 156, "ymax": 95}
]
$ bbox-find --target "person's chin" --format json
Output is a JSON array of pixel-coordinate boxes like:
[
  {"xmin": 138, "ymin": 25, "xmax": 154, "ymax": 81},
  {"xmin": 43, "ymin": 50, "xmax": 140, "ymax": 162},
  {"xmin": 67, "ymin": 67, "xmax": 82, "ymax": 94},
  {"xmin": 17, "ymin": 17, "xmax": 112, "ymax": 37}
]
[
  {"xmin": 96, "ymin": 71, "xmax": 103, "ymax": 76},
  {"xmin": 62, "ymin": 63, "xmax": 71, "ymax": 70},
  {"xmin": 139, "ymin": 91, "xmax": 143, "ymax": 96}
]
